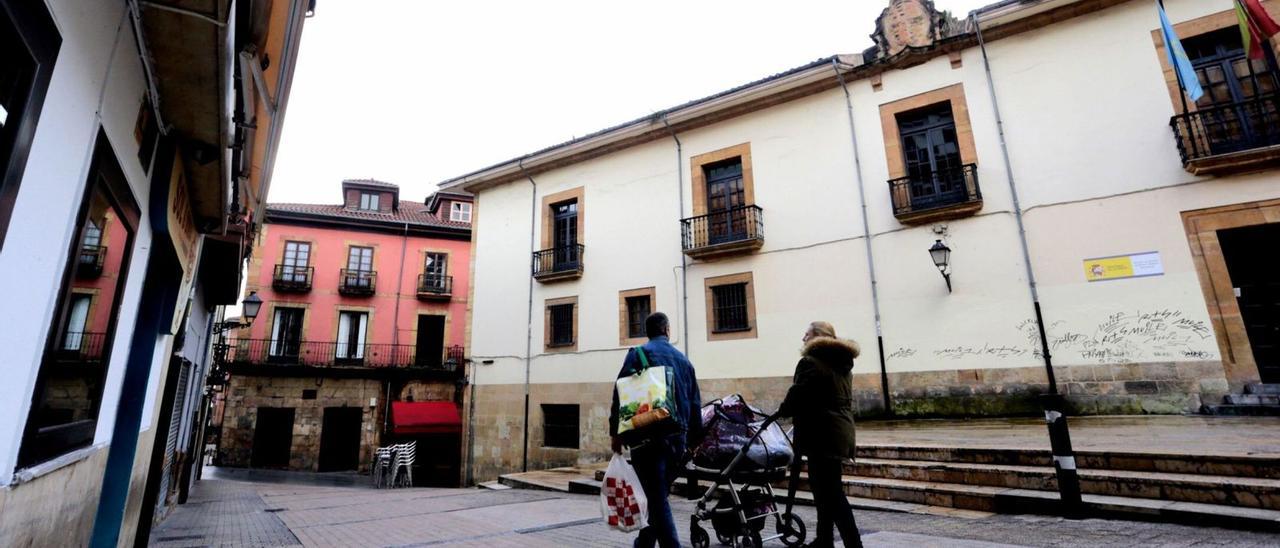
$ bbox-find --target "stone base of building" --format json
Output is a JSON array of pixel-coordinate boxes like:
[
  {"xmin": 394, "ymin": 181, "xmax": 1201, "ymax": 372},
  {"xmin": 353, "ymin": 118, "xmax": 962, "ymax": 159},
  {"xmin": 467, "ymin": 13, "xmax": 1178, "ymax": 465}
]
[
  {"xmin": 217, "ymin": 375, "xmax": 458, "ymax": 474},
  {"xmin": 465, "ymin": 360, "xmax": 1229, "ymax": 483}
]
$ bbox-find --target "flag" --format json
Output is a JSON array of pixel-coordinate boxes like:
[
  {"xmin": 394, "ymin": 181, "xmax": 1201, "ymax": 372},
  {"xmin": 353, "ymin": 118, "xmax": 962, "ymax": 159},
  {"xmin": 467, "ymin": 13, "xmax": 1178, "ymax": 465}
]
[
  {"xmin": 1157, "ymin": 1, "xmax": 1204, "ymax": 103},
  {"xmin": 1237, "ymin": 0, "xmax": 1280, "ymax": 60}
]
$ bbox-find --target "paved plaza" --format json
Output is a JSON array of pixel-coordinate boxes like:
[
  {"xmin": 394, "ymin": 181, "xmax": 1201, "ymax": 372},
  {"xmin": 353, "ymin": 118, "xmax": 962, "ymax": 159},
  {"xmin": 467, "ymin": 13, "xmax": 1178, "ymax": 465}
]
[{"xmin": 150, "ymin": 467, "xmax": 1280, "ymax": 547}]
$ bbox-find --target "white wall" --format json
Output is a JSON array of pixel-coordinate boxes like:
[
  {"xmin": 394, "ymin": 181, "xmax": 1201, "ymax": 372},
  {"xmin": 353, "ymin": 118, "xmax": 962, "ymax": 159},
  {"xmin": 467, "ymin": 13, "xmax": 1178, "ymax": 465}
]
[
  {"xmin": 468, "ymin": 0, "xmax": 1267, "ymax": 392},
  {"xmin": 0, "ymin": 0, "xmax": 163, "ymax": 485}
]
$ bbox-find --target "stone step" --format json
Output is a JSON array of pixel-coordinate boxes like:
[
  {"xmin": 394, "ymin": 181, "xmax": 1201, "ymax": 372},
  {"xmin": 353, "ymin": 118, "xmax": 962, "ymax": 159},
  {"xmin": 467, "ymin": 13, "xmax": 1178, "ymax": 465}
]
[
  {"xmin": 1225, "ymin": 394, "xmax": 1280, "ymax": 405},
  {"xmin": 568, "ymin": 478, "xmax": 602, "ymax": 495},
  {"xmin": 1246, "ymin": 383, "xmax": 1280, "ymax": 395},
  {"xmin": 787, "ymin": 474, "xmax": 1280, "ymax": 532},
  {"xmin": 1203, "ymin": 404, "xmax": 1280, "ymax": 417},
  {"xmin": 857, "ymin": 445, "xmax": 1280, "ymax": 479},
  {"xmin": 845, "ymin": 458, "xmax": 1280, "ymax": 510}
]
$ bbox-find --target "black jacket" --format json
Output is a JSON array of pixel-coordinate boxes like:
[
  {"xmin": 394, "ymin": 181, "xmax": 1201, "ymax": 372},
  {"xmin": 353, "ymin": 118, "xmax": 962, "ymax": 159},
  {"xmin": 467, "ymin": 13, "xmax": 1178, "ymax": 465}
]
[{"xmin": 777, "ymin": 337, "xmax": 859, "ymax": 460}]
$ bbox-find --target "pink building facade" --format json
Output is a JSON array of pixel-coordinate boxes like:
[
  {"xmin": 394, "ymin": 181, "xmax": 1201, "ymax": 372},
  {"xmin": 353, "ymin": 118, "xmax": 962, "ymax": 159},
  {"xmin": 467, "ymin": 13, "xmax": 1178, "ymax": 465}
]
[{"xmin": 215, "ymin": 179, "xmax": 473, "ymax": 482}]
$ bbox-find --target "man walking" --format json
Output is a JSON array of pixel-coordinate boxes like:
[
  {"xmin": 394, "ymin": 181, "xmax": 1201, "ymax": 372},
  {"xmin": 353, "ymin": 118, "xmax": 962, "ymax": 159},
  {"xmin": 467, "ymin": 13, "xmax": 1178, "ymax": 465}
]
[{"xmin": 609, "ymin": 312, "xmax": 702, "ymax": 548}]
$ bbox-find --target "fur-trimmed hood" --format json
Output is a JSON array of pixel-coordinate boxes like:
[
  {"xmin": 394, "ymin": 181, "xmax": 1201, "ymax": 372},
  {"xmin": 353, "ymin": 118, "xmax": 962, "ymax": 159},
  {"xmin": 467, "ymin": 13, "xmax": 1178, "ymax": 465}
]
[{"xmin": 802, "ymin": 337, "xmax": 860, "ymax": 373}]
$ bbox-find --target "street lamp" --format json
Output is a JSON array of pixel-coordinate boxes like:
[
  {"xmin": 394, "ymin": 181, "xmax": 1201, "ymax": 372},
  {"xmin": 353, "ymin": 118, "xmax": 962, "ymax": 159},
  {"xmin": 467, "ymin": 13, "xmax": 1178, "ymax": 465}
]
[
  {"xmin": 929, "ymin": 239, "xmax": 952, "ymax": 292},
  {"xmin": 213, "ymin": 291, "xmax": 264, "ymax": 334}
]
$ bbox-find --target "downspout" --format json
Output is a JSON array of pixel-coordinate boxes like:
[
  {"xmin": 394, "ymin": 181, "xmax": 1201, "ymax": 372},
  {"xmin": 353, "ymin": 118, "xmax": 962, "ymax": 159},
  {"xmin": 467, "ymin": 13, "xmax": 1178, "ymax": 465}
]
[
  {"xmin": 660, "ymin": 116, "xmax": 691, "ymax": 356},
  {"xmin": 518, "ymin": 158, "xmax": 537, "ymax": 473},
  {"xmin": 974, "ymin": 13, "xmax": 1082, "ymax": 514},
  {"xmin": 392, "ymin": 222, "xmax": 409, "ymax": 346},
  {"xmin": 831, "ymin": 59, "xmax": 892, "ymax": 415}
]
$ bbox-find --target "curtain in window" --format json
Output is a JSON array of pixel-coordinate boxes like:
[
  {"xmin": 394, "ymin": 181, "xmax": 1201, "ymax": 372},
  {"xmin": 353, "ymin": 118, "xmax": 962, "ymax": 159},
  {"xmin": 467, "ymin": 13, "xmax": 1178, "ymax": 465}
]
[
  {"xmin": 336, "ymin": 312, "xmax": 367, "ymax": 359},
  {"xmin": 63, "ymin": 294, "xmax": 91, "ymax": 350}
]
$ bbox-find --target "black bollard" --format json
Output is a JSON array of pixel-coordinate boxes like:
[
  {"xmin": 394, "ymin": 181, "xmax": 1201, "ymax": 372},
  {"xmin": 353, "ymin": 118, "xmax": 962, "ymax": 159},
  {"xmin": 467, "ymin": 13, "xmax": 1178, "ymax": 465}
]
[{"xmin": 1040, "ymin": 393, "xmax": 1083, "ymax": 518}]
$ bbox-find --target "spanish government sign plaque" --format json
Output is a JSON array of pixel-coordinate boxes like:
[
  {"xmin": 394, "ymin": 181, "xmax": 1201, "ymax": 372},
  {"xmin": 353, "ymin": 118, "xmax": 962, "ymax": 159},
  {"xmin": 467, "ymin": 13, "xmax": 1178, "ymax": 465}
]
[{"xmin": 1083, "ymin": 251, "xmax": 1164, "ymax": 282}]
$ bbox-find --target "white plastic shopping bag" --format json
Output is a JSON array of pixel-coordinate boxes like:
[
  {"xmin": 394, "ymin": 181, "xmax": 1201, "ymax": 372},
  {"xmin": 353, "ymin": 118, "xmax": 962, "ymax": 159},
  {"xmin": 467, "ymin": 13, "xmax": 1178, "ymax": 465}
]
[{"xmin": 600, "ymin": 453, "xmax": 648, "ymax": 532}]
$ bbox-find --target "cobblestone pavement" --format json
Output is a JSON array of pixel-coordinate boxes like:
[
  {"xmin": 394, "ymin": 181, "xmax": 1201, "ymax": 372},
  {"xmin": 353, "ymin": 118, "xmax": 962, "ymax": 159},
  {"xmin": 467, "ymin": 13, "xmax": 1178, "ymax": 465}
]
[{"xmin": 151, "ymin": 473, "xmax": 1280, "ymax": 547}]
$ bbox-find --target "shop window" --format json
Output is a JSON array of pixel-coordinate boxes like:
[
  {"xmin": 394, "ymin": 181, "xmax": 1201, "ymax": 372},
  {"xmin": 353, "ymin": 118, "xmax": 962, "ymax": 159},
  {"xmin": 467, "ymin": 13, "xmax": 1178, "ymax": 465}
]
[{"xmin": 19, "ymin": 132, "xmax": 139, "ymax": 467}]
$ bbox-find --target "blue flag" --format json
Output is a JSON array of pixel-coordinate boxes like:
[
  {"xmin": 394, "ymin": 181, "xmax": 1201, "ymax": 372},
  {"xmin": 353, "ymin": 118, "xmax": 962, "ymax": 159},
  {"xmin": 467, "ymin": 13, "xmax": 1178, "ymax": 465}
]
[{"xmin": 1158, "ymin": 1, "xmax": 1205, "ymax": 102}]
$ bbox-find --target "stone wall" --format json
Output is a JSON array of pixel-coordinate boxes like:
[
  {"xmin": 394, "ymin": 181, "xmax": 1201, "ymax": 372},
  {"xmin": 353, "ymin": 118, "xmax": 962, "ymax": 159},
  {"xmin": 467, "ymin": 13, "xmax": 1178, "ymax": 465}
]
[
  {"xmin": 218, "ymin": 376, "xmax": 387, "ymax": 472},
  {"xmin": 466, "ymin": 359, "xmax": 1229, "ymax": 482},
  {"xmin": 0, "ymin": 448, "xmax": 108, "ymax": 546}
]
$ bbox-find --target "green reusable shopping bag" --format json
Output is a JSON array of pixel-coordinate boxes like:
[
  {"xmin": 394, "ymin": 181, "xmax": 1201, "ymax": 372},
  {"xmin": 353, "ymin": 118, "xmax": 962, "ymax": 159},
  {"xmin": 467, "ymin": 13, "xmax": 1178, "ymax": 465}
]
[{"xmin": 614, "ymin": 346, "xmax": 678, "ymax": 443}]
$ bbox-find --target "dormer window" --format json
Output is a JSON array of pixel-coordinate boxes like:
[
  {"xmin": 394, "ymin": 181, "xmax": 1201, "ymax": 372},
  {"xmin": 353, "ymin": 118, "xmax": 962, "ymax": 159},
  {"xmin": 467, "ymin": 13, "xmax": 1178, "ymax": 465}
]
[
  {"xmin": 359, "ymin": 192, "xmax": 380, "ymax": 211},
  {"xmin": 450, "ymin": 202, "xmax": 472, "ymax": 222}
]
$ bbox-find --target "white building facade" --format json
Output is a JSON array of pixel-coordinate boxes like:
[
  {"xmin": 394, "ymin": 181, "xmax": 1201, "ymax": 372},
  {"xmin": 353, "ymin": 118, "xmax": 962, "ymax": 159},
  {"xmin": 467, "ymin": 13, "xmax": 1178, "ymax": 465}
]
[
  {"xmin": 444, "ymin": 0, "xmax": 1280, "ymax": 482},
  {"xmin": 0, "ymin": 1, "xmax": 308, "ymax": 545}
]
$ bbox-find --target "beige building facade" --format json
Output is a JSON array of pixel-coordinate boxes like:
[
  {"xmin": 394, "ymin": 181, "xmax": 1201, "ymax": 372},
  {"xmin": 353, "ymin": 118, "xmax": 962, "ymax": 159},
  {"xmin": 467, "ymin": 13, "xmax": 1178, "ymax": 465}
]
[{"xmin": 442, "ymin": 0, "xmax": 1280, "ymax": 482}]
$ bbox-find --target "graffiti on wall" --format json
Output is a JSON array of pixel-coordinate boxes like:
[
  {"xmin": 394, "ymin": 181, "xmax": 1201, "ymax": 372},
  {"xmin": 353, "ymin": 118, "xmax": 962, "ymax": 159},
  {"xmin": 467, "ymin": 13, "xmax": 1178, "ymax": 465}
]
[{"xmin": 884, "ymin": 308, "xmax": 1217, "ymax": 365}]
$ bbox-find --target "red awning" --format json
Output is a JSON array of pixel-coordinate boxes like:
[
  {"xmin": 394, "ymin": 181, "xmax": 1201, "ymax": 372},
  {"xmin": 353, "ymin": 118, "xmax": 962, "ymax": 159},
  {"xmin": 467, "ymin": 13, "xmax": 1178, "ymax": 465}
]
[{"xmin": 391, "ymin": 401, "xmax": 461, "ymax": 435}]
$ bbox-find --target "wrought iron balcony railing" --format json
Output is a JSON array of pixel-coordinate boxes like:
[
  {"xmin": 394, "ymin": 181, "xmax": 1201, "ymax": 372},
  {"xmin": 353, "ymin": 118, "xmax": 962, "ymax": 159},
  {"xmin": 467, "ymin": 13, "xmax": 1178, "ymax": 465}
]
[
  {"xmin": 273, "ymin": 264, "xmax": 314, "ymax": 292},
  {"xmin": 417, "ymin": 274, "xmax": 453, "ymax": 299},
  {"xmin": 217, "ymin": 338, "xmax": 463, "ymax": 372},
  {"xmin": 76, "ymin": 245, "xmax": 106, "ymax": 278},
  {"xmin": 54, "ymin": 331, "xmax": 107, "ymax": 362},
  {"xmin": 681, "ymin": 205, "xmax": 764, "ymax": 259},
  {"xmin": 1170, "ymin": 93, "xmax": 1280, "ymax": 172},
  {"xmin": 532, "ymin": 244, "xmax": 584, "ymax": 281},
  {"xmin": 338, "ymin": 269, "xmax": 377, "ymax": 296},
  {"xmin": 888, "ymin": 163, "xmax": 982, "ymax": 223}
]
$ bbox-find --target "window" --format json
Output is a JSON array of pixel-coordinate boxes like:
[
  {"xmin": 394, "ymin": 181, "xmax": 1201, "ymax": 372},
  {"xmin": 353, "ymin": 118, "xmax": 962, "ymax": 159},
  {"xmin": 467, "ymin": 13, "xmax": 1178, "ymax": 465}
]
[
  {"xmin": 336, "ymin": 310, "xmax": 368, "ymax": 361},
  {"xmin": 344, "ymin": 246, "xmax": 374, "ymax": 288},
  {"xmin": 0, "ymin": 0, "xmax": 61, "ymax": 248},
  {"xmin": 704, "ymin": 272, "xmax": 757, "ymax": 341},
  {"xmin": 552, "ymin": 200, "xmax": 579, "ymax": 264},
  {"xmin": 618, "ymin": 287, "xmax": 656, "ymax": 345},
  {"xmin": 450, "ymin": 202, "xmax": 472, "ymax": 222},
  {"xmin": 712, "ymin": 284, "xmax": 749, "ymax": 333},
  {"xmin": 269, "ymin": 307, "xmax": 304, "ymax": 360},
  {"xmin": 549, "ymin": 304, "xmax": 574, "ymax": 346},
  {"xmin": 542, "ymin": 404, "xmax": 580, "ymax": 449},
  {"xmin": 424, "ymin": 251, "xmax": 447, "ymax": 287},
  {"xmin": 545, "ymin": 296, "xmax": 578, "ymax": 351},
  {"xmin": 281, "ymin": 241, "xmax": 311, "ymax": 282},
  {"xmin": 704, "ymin": 158, "xmax": 749, "ymax": 243},
  {"xmin": 19, "ymin": 132, "xmax": 139, "ymax": 467},
  {"xmin": 359, "ymin": 192, "xmax": 380, "ymax": 211},
  {"xmin": 625, "ymin": 296, "xmax": 651, "ymax": 339},
  {"xmin": 896, "ymin": 103, "xmax": 966, "ymax": 208},
  {"xmin": 1184, "ymin": 28, "xmax": 1278, "ymax": 109}
]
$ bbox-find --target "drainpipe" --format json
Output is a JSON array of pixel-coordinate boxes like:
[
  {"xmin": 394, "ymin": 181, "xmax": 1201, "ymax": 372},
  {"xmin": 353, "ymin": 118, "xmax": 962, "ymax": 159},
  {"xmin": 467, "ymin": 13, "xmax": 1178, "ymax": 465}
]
[
  {"xmin": 831, "ymin": 59, "xmax": 892, "ymax": 415},
  {"xmin": 973, "ymin": 14, "xmax": 1082, "ymax": 516},
  {"xmin": 518, "ymin": 158, "xmax": 537, "ymax": 473},
  {"xmin": 661, "ymin": 116, "xmax": 691, "ymax": 356},
  {"xmin": 392, "ymin": 222, "xmax": 409, "ymax": 346}
]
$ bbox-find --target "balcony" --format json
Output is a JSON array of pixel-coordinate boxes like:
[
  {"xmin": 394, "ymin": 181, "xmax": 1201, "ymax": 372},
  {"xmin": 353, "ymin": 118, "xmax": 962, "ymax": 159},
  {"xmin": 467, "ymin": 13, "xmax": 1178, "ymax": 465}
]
[
  {"xmin": 217, "ymin": 338, "xmax": 464, "ymax": 372},
  {"xmin": 272, "ymin": 264, "xmax": 313, "ymax": 293},
  {"xmin": 76, "ymin": 245, "xmax": 106, "ymax": 278},
  {"xmin": 888, "ymin": 163, "xmax": 982, "ymax": 225},
  {"xmin": 1170, "ymin": 93, "xmax": 1280, "ymax": 175},
  {"xmin": 338, "ymin": 269, "xmax": 377, "ymax": 296},
  {"xmin": 54, "ymin": 332, "xmax": 107, "ymax": 363},
  {"xmin": 681, "ymin": 205, "xmax": 764, "ymax": 260},
  {"xmin": 417, "ymin": 274, "xmax": 453, "ymax": 300},
  {"xmin": 532, "ymin": 244, "xmax": 584, "ymax": 282}
]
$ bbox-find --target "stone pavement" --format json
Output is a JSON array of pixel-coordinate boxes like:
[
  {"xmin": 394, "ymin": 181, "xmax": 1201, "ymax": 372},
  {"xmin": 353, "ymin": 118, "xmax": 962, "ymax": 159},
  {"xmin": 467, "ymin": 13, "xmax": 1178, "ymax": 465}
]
[
  {"xmin": 151, "ymin": 469, "xmax": 1280, "ymax": 547},
  {"xmin": 858, "ymin": 415, "xmax": 1280, "ymax": 457}
]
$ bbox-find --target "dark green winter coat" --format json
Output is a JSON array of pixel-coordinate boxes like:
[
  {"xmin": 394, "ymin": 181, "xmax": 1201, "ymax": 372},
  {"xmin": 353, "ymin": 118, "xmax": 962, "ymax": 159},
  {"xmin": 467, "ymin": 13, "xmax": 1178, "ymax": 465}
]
[{"xmin": 777, "ymin": 336, "xmax": 859, "ymax": 460}]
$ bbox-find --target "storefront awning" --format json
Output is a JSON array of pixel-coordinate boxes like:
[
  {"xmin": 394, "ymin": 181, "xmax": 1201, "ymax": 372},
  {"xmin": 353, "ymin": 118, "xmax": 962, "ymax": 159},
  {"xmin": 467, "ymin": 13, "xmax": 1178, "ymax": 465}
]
[{"xmin": 391, "ymin": 401, "xmax": 461, "ymax": 435}]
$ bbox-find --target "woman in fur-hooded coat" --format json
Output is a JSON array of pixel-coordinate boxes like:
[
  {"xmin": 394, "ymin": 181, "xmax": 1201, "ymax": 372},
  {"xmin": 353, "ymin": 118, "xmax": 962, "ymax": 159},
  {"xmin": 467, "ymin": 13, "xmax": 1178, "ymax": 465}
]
[{"xmin": 777, "ymin": 320, "xmax": 860, "ymax": 460}]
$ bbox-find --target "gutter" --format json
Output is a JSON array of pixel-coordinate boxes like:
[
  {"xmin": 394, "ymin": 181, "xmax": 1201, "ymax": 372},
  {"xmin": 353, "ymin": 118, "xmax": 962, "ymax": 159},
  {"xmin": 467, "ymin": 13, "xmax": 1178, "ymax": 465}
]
[{"xmin": 517, "ymin": 159, "xmax": 537, "ymax": 474}]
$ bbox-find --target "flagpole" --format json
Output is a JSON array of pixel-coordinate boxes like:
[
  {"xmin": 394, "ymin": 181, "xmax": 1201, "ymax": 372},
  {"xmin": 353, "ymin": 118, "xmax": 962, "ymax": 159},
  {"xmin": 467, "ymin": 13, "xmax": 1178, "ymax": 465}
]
[{"xmin": 1160, "ymin": 0, "xmax": 1192, "ymax": 115}]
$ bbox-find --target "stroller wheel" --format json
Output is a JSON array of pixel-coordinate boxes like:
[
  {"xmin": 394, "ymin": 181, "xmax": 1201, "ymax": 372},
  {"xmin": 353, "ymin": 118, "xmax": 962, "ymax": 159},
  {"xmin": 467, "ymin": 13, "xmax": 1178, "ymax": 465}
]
[
  {"xmin": 691, "ymin": 524, "xmax": 710, "ymax": 548},
  {"xmin": 778, "ymin": 512, "xmax": 806, "ymax": 547},
  {"xmin": 735, "ymin": 531, "xmax": 763, "ymax": 548},
  {"xmin": 717, "ymin": 532, "xmax": 733, "ymax": 546}
]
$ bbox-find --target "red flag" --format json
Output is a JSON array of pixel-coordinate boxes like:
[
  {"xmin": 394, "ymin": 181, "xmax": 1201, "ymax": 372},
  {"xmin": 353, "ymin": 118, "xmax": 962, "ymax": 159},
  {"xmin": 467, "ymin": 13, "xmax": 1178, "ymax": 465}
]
[{"xmin": 1241, "ymin": 0, "xmax": 1280, "ymax": 37}]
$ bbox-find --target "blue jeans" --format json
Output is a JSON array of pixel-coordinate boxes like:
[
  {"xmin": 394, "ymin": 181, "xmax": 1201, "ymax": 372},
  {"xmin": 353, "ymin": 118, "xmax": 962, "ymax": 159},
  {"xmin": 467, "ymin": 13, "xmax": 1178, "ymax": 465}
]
[{"xmin": 631, "ymin": 440, "xmax": 683, "ymax": 548}]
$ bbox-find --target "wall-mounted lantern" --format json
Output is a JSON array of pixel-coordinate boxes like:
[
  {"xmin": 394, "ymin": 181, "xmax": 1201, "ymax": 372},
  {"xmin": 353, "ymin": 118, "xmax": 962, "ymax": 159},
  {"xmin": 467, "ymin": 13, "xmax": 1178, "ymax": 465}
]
[
  {"xmin": 929, "ymin": 239, "xmax": 952, "ymax": 293},
  {"xmin": 214, "ymin": 291, "xmax": 264, "ymax": 334}
]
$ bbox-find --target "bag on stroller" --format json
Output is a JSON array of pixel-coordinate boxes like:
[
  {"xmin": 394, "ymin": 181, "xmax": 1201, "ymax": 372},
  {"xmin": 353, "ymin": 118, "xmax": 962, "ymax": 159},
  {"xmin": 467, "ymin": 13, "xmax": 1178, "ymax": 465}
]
[{"xmin": 692, "ymin": 395, "xmax": 793, "ymax": 471}]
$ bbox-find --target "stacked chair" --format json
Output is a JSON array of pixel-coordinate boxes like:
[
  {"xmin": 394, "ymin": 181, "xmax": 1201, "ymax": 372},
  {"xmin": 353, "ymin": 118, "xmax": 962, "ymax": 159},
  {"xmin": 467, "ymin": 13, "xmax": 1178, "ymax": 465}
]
[{"xmin": 372, "ymin": 441, "xmax": 416, "ymax": 488}]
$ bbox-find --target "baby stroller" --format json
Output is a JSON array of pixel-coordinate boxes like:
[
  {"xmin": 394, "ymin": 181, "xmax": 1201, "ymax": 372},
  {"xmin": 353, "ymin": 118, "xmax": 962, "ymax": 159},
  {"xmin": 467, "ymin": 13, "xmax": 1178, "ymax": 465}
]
[{"xmin": 688, "ymin": 395, "xmax": 806, "ymax": 548}]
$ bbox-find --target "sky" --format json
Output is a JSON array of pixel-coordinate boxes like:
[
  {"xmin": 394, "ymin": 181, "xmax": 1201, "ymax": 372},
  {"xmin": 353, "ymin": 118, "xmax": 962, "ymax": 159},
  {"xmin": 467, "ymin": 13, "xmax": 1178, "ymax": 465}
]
[{"xmin": 267, "ymin": 0, "xmax": 994, "ymax": 206}]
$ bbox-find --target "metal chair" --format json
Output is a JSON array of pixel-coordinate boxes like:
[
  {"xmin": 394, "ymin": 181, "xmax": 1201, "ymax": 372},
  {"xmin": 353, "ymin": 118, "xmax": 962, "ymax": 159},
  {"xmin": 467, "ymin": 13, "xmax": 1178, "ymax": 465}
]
[
  {"xmin": 391, "ymin": 441, "xmax": 416, "ymax": 488},
  {"xmin": 373, "ymin": 446, "xmax": 393, "ymax": 488}
]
